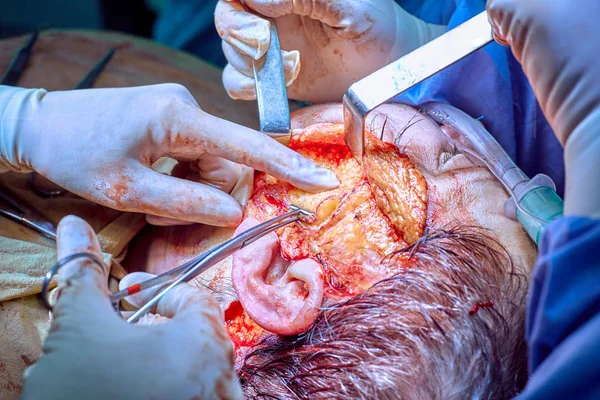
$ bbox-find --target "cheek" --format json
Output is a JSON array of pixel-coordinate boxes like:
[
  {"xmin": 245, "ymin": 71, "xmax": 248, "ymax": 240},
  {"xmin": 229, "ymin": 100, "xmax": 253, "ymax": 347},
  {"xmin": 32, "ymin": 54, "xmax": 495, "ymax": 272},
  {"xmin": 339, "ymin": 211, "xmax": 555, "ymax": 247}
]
[
  {"xmin": 426, "ymin": 168, "xmax": 537, "ymax": 273},
  {"xmin": 426, "ymin": 168, "xmax": 503, "ymax": 227}
]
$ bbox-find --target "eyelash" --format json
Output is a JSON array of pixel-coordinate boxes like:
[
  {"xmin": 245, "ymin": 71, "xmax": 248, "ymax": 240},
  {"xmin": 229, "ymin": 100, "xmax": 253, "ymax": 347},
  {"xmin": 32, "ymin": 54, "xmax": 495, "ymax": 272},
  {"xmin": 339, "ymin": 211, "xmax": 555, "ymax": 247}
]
[{"xmin": 439, "ymin": 145, "xmax": 461, "ymax": 165}]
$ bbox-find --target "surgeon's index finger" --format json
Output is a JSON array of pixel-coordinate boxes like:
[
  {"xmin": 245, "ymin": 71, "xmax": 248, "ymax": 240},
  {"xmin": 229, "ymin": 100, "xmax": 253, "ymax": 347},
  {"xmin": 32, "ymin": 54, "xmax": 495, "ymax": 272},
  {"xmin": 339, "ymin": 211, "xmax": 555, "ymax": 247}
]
[{"xmin": 170, "ymin": 103, "xmax": 339, "ymax": 193}]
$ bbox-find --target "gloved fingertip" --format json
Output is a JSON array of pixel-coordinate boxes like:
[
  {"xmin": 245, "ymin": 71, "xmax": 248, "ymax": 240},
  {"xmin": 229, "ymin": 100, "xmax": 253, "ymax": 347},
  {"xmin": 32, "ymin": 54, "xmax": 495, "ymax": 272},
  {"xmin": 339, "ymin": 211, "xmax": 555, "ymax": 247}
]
[
  {"xmin": 23, "ymin": 364, "xmax": 36, "ymax": 379},
  {"xmin": 486, "ymin": 3, "xmax": 510, "ymax": 46},
  {"xmin": 492, "ymin": 29, "xmax": 509, "ymax": 46},
  {"xmin": 287, "ymin": 158, "xmax": 340, "ymax": 192},
  {"xmin": 156, "ymin": 282, "xmax": 221, "ymax": 323},
  {"xmin": 53, "ymin": 215, "xmax": 110, "ymax": 309},
  {"xmin": 56, "ymin": 215, "xmax": 104, "ymax": 274},
  {"xmin": 57, "ymin": 215, "xmax": 99, "ymax": 253},
  {"xmin": 226, "ymin": 85, "xmax": 257, "ymax": 101},
  {"xmin": 223, "ymin": 64, "xmax": 257, "ymax": 100},
  {"xmin": 221, "ymin": 10, "xmax": 271, "ymax": 60},
  {"xmin": 282, "ymin": 49, "xmax": 301, "ymax": 86},
  {"xmin": 119, "ymin": 272, "xmax": 159, "ymax": 309},
  {"xmin": 219, "ymin": 202, "xmax": 244, "ymax": 227},
  {"xmin": 303, "ymin": 168, "xmax": 340, "ymax": 192},
  {"xmin": 186, "ymin": 192, "xmax": 242, "ymax": 227}
]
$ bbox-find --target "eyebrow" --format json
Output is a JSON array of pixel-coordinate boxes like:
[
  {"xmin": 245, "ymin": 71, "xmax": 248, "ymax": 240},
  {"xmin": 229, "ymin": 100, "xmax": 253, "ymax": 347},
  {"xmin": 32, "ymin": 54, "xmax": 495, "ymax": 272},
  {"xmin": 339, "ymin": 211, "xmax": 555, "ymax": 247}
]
[{"xmin": 238, "ymin": 225, "xmax": 530, "ymax": 399}]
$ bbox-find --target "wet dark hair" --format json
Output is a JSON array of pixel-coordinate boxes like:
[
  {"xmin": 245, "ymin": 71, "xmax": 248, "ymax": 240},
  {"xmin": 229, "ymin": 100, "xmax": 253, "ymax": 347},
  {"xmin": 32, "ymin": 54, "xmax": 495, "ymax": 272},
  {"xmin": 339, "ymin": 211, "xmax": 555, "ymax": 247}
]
[{"xmin": 238, "ymin": 225, "xmax": 529, "ymax": 399}]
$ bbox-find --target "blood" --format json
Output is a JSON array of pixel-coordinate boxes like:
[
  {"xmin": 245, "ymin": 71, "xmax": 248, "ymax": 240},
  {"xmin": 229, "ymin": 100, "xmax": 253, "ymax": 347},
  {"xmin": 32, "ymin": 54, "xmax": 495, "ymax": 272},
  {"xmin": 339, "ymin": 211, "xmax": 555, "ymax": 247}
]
[
  {"xmin": 246, "ymin": 124, "xmax": 427, "ymax": 300},
  {"xmin": 224, "ymin": 301, "xmax": 264, "ymax": 347},
  {"xmin": 468, "ymin": 300, "xmax": 495, "ymax": 315},
  {"xmin": 265, "ymin": 193, "xmax": 286, "ymax": 212},
  {"xmin": 295, "ymin": 143, "xmax": 351, "ymax": 166}
]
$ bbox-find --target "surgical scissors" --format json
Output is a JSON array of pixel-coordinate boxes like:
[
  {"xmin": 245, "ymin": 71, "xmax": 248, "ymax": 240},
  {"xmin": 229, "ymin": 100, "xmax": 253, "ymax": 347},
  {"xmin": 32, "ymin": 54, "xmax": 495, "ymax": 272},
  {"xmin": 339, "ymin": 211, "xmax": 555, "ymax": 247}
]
[
  {"xmin": 41, "ymin": 205, "xmax": 314, "ymax": 321},
  {"xmin": 124, "ymin": 205, "xmax": 313, "ymax": 323}
]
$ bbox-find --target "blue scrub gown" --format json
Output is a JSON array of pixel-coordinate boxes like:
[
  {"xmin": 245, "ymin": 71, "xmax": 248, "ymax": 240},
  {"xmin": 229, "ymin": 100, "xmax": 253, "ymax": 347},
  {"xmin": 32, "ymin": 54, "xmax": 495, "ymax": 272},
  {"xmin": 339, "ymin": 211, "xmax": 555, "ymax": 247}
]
[{"xmin": 518, "ymin": 217, "xmax": 600, "ymax": 399}]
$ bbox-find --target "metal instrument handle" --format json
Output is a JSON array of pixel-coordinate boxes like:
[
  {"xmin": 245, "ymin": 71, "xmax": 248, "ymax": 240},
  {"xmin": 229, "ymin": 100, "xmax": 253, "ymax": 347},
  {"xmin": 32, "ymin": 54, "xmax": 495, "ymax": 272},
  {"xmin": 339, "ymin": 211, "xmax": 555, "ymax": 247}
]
[
  {"xmin": 253, "ymin": 20, "xmax": 290, "ymax": 138},
  {"xmin": 343, "ymin": 11, "xmax": 494, "ymax": 159}
]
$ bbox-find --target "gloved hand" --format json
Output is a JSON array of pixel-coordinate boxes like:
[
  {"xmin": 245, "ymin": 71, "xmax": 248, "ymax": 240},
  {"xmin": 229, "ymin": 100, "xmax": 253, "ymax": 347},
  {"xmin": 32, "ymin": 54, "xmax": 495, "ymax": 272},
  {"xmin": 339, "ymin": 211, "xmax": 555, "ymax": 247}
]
[
  {"xmin": 0, "ymin": 84, "xmax": 339, "ymax": 226},
  {"xmin": 487, "ymin": 0, "xmax": 600, "ymax": 217},
  {"xmin": 21, "ymin": 215, "xmax": 242, "ymax": 400},
  {"xmin": 215, "ymin": 0, "xmax": 446, "ymax": 103}
]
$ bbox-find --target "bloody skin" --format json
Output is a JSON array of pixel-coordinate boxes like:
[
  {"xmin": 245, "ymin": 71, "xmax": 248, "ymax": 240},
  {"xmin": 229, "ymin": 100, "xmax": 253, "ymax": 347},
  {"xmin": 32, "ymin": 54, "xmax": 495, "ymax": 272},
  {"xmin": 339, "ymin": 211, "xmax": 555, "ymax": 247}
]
[
  {"xmin": 244, "ymin": 123, "xmax": 428, "ymax": 299},
  {"xmin": 227, "ymin": 123, "xmax": 427, "ymax": 349},
  {"xmin": 224, "ymin": 300, "xmax": 264, "ymax": 347}
]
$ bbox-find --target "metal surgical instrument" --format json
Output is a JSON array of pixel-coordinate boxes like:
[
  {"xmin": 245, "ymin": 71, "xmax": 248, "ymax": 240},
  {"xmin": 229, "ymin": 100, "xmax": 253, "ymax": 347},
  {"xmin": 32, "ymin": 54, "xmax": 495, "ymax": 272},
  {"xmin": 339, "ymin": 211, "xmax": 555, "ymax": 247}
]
[
  {"xmin": 40, "ymin": 206, "xmax": 313, "ymax": 313},
  {"xmin": 343, "ymin": 11, "xmax": 494, "ymax": 160},
  {"xmin": 253, "ymin": 21, "xmax": 290, "ymax": 140},
  {"xmin": 119, "ymin": 205, "xmax": 313, "ymax": 323},
  {"xmin": 0, "ymin": 189, "xmax": 57, "ymax": 240}
]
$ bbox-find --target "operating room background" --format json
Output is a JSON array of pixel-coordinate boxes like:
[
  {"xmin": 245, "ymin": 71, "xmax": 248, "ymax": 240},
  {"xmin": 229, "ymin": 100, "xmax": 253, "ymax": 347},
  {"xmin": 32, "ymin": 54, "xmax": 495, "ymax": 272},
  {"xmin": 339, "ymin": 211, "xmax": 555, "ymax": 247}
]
[
  {"xmin": 0, "ymin": 0, "xmax": 411, "ymax": 70},
  {"xmin": 0, "ymin": 0, "xmax": 228, "ymax": 66}
]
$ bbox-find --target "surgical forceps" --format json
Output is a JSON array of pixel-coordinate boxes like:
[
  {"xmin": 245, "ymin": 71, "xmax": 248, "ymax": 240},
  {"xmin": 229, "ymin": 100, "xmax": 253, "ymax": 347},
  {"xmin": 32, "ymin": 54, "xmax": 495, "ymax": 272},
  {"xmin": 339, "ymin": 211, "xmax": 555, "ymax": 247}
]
[{"xmin": 41, "ymin": 205, "xmax": 314, "ymax": 322}]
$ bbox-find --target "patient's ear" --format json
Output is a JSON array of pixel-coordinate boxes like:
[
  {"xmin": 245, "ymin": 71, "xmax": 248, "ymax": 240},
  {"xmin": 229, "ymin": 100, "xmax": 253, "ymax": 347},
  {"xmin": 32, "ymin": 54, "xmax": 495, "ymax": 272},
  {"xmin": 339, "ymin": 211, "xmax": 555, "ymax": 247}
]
[{"xmin": 232, "ymin": 218, "xmax": 324, "ymax": 336}]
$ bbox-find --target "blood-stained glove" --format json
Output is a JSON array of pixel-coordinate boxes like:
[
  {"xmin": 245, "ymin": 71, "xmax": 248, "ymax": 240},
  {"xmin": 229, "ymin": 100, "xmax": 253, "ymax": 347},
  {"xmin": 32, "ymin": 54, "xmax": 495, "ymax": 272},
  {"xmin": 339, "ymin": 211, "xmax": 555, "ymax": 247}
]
[
  {"xmin": 487, "ymin": 0, "xmax": 600, "ymax": 217},
  {"xmin": 0, "ymin": 84, "xmax": 339, "ymax": 226},
  {"xmin": 21, "ymin": 215, "xmax": 243, "ymax": 400},
  {"xmin": 215, "ymin": 0, "xmax": 446, "ymax": 103}
]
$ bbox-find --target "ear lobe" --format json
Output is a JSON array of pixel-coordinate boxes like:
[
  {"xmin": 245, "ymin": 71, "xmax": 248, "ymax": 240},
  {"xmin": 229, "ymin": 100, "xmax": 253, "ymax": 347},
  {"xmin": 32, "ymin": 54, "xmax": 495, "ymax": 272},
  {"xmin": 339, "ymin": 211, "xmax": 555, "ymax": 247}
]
[{"xmin": 232, "ymin": 218, "xmax": 324, "ymax": 336}]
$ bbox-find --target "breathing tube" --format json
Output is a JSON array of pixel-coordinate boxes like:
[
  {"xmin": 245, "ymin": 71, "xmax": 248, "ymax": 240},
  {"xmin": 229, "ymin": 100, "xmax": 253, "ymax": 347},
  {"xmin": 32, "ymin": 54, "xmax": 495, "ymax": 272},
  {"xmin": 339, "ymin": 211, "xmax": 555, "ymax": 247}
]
[{"xmin": 421, "ymin": 102, "xmax": 563, "ymax": 245}]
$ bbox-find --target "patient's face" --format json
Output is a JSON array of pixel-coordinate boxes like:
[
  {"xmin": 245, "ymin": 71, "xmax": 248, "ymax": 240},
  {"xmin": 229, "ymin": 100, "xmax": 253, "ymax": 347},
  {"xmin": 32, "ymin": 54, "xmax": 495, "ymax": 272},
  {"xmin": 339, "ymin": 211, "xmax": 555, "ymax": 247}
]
[{"xmin": 123, "ymin": 104, "xmax": 536, "ymax": 398}]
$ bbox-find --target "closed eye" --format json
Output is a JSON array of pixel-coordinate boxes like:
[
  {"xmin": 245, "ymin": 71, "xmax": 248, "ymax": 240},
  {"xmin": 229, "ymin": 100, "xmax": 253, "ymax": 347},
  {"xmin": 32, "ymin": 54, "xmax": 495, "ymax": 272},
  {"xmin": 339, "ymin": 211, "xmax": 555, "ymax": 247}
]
[{"xmin": 439, "ymin": 145, "xmax": 462, "ymax": 165}]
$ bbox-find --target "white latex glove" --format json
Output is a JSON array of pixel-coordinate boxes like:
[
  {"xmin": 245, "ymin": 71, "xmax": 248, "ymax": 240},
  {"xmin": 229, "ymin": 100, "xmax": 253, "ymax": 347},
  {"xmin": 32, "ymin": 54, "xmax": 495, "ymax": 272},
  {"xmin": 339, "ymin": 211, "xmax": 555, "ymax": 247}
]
[
  {"xmin": 215, "ymin": 0, "xmax": 446, "ymax": 103},
  {"xmin": 487, "ymin": 0, "xmax": 600, "ymax": 217},
  {"xmin": 0, "ymin": 84, "xmax": 339, "ymax": 226},
  {"xmin": 21, "ymin": 215, "xmax": 242, "ymax": 400}
]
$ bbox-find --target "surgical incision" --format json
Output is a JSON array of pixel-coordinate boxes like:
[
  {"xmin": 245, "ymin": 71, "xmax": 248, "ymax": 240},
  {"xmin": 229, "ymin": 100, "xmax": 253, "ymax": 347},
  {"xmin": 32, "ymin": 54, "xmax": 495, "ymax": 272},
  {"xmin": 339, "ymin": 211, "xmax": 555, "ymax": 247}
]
[{"xmin": 244, "ymin": 123, "xmax": 428, "ymax": 298}]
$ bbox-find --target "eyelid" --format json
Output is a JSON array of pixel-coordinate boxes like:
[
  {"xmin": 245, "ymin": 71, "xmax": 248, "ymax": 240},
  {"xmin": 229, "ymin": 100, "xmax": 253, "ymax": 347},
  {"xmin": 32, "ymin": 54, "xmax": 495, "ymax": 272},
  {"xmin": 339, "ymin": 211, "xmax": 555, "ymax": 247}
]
[
  {"xmin": 438, "ymin": 145, "xmax": 462, "ymax": 166},
  {"xmin": 439, "ymin": 151, "xmax": 454, "ymax": 165}
]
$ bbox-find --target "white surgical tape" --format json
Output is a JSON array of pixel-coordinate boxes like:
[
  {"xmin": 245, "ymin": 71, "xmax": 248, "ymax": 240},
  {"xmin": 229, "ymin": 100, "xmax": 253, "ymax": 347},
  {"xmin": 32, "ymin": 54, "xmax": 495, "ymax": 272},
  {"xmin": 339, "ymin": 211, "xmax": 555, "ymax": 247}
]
[{"xmin": 0, "ymin": 86, "xmax": 47, "ymax": 173}]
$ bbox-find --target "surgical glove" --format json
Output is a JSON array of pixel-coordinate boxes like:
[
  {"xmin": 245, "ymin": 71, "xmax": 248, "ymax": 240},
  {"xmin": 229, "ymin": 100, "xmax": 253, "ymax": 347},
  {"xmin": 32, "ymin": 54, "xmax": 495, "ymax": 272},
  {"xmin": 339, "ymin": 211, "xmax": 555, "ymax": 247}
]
[
  {"xmin": 21, "ymin": 215, "xmax": 242, "ymax": 400},
  {"xmin": 0, "ymin": 84, "xmax": 339, "ymax": 226},
  {"xmin": 215, "ymin": 0, "xmax": 446, "ymax": 103},
  {"xmin": 487, "ymin": 0, "xmax": 600, "ymax": 218}
]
